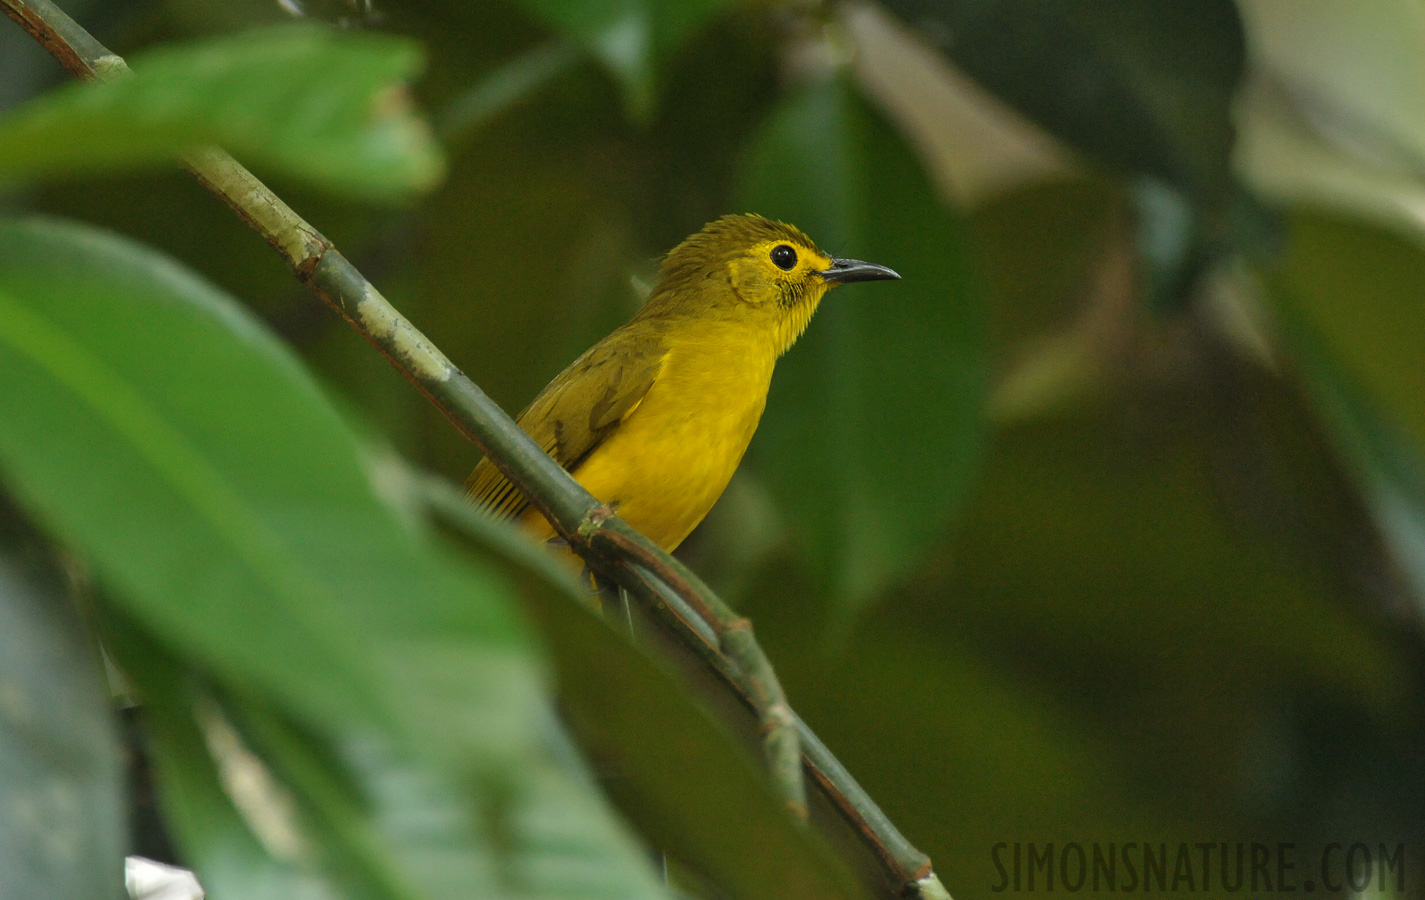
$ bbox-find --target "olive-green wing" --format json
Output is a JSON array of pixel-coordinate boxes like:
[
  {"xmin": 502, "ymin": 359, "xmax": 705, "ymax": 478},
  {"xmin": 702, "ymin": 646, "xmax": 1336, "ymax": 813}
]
[{"xmin": 465, "ymin": 323, "xmax": 667, "ymax": 521}]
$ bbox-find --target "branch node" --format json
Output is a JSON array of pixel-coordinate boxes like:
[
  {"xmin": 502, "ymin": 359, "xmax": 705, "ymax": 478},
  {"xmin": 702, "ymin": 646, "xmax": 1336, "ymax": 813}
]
[
  {"xmin": 293, "ymin": 241, "xmax": 331, "ymax": 281},
  {"xmin": 577, "ymin": 504, "xmax": 617, "ymax": 539},
  {"xmin": 92, "ymin": 54, "xmax": 128, "ymax": 80},
  {"xmin": 912, "ymin": 872, "xmax": 954, "ymax": 900},
  {"xmin": 758, "ymin": 700, "xmax": 796, "ymax": 736}
]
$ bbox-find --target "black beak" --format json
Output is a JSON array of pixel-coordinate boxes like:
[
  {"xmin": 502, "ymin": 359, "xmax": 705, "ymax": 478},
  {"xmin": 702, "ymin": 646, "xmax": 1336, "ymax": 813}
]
[{"xmin": 818, "ymin": 257, "xmax": 901, "ymax": 284}]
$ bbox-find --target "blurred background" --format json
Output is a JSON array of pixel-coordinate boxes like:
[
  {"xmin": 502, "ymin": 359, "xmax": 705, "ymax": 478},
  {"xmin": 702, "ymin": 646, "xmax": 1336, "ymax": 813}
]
[{"xmin": 6, "ymin": 0, "xmax": 1425, "ymax": 897}]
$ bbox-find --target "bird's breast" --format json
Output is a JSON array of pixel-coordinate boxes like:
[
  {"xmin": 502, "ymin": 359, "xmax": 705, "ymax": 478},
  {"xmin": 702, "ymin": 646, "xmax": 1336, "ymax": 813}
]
[{"xmin": 564, "ymin": 332, "xmax": 777, "ymax": 551}]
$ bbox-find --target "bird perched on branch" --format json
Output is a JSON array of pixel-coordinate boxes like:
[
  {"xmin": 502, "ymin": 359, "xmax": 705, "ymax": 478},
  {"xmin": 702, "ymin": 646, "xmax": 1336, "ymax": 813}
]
[{"xmin": 466, "ymin": 213, "xmax": 899, "ymax": 552}]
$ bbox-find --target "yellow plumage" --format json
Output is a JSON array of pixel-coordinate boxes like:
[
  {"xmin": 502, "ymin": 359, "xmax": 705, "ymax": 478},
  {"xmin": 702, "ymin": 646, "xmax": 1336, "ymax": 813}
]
[{"xmin": 466, "ymin": 214, "xmax": 899, "ymax": 552}]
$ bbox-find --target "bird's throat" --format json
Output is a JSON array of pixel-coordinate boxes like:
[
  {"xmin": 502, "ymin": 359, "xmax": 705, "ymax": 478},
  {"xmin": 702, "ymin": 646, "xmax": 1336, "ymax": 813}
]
[{"xmin": 773, "ymin": 293, "xmax": 824, "ymax": 358}]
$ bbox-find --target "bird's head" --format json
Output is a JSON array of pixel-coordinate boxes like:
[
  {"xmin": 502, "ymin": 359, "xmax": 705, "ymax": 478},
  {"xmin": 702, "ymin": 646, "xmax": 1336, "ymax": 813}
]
[{"xmin": 641, "ymin": 214, "xmax": 899, "ymax": 355}]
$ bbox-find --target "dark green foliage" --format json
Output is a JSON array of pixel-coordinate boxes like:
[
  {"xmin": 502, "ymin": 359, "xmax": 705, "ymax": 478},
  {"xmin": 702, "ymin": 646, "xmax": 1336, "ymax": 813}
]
[
  {"xmin": 881, "ymin": 0, "xmax": 1244, "ymax": 206},
  {"xmin": 3, "ymin": 2, "xmax": 1425, "ymax": 899},
  {"xmin": 0, "ymin": 500, "xmax": 125, "ymax": 900},
  {"xmin": 0, "ymin": 24, "xmax": 444, "ymax": 197},
  {"xmin": 738, "ymin": 78, "xmax": 985, "ymax": 610}
]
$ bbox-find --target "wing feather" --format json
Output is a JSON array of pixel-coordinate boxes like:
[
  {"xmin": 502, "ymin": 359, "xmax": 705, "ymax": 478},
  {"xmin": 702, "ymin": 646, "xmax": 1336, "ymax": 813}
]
[{"xmin": 465, "ymin": 322, "xmax": 666, "ymax": 521}]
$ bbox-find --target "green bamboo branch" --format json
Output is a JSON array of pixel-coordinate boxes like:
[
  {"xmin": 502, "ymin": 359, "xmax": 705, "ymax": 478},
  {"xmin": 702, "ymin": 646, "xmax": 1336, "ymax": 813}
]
[
  {"xmin": 581, "ymin": 512, "xmax": 806, "ymax": 816},
  {"xmin": 1, "ymin": 2, "xmax": 953, "ymax": 897},
  {"xmin": 604, "ymin": 564, "xmax": 946, "ymax": 895},
  {"xmin": 425, "ymin": 477, "xmax": 946, "ymax": 895}
]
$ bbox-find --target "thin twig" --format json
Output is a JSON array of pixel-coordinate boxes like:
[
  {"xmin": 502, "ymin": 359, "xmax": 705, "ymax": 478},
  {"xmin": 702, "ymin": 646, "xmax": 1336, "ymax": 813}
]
[
  {"xmin": 1, "ymin": 0, "xmax": 115, "ymax": 78},
  {"xmin": 611, "ymin": 561, "xmax": 939, "ymax": 889},
  {"xmin": 581, "ymin": 513, "xmax": 806, "ymax": 816},
  {"xmin": 424, "ymin": 479, "xmax": 943, "ymax": 891},
  {"xmin": 1, "ymin": 2, "xmax": 953, "ymax": 896}
]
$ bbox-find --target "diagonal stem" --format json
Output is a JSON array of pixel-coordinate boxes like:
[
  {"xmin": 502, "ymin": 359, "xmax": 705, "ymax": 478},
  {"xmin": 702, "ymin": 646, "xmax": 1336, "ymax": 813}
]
[{"xmin": 0, "ymin": 2, "xmax": 952, "ymax": 896}]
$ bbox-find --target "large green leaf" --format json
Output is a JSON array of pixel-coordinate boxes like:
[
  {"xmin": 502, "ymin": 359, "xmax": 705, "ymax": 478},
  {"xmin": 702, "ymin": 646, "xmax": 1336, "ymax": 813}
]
[
  {"xmin": 103, "ymin": 613, "xmax": 345, "ymax": 900},
  {"xmin": 0, "ymin": 218, "xmax": 407, "ymax": 737},
  {"xmin": 509, "ymin": 0, "xmax": 733, "ymax": 119},
  {"xmin": 879, "ymin": 0, "xmax": 1244, "ymax": 209},
  {"xmin": 0, "ymin": 25, "xmax": 443, "ymax": 199},
  {"xmin": 0, "ymin": 216, "xmax": 666, "ymax": 899},
  {"xmin": 528, "ymin": 591, "xmax": 869, "ymax": 900},
  {"xmin": 111, "ymin": 601, "xmax": 671, "ymax": 900},
  {"xmin": 737, "ymin": 78, "xmax": 985, "ymax": 610},
  {"xmin": 425, "ymin": 480, "xmax": 869, "ymax": 900},
  {"xmin": 0, "ymin": 501, "xmax": 125, "ymax": 900}
]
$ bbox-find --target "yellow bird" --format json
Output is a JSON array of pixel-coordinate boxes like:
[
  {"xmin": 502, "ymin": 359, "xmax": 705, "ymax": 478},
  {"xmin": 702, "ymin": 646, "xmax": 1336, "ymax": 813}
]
[{"xmin": 466, "ymin": 214, "xmax": 899, "ymax": 552}]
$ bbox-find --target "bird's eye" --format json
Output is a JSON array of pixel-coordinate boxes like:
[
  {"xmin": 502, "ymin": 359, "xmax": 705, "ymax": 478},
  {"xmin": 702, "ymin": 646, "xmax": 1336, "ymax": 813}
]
[{"xmin": 770, "ymin": 244, "xmax": 797, "ymax": 271}]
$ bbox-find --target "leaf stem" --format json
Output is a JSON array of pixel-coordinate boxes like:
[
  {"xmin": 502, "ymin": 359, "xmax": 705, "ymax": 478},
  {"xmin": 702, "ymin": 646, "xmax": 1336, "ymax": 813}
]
[{"xmin": 1, "ymin": 2, "xmax": 953, "ymax": 896}]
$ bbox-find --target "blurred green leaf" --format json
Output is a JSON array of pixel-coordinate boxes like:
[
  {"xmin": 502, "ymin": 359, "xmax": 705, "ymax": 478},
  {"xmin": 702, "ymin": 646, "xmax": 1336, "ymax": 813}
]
[
  {"xmin": 329, "ymin": 726, "xmax": 667, "ymax": 900},
  {"xmin": 878, "ymin": 0, "xmax": 1249, "ymax": 313},
  {"xmin": 534, "ymin": 604, "xmax": 869, "ymax": 900},
  {"xmin": 737, "ymin": 77, "xmax": 985, "ymax": 611},
  {"xmin": 926, "ymin": 404, "xmax": 1404, "ymax": 708},
  {"xmin": 1238, "ymin": 0, "xmax": 1425, "ymax": 181},
  {"xmin": 1235, "ymin": 0, "xmax": 1425, "ymax": 248},
  {"xmin": 230, "ymin": 690, "xmax": 667, "ymax": 900},
  {"xmin": 0, "ymin": 217, "xmax": 667, "ymax": 899},
  {"xmin": 427, "ymin": 478, "xmax": 869, "ymax": 900},
  {"xmin": 1265, "ymin": 209, "xmax": 1425, "ymax": 610},
  {"xmin": 114, "ymin": 599, "xmax": 673, "ymax": 900},
  {"xmin": 509, "ymin": 0, "xmax": 733, "ymax": 120},
  {"xmin": 1275, "ymin": 315, "xmax": 1425, "ymax": 622},
  {"xmin": 740, "ymin": 361, "xmax": 1410, "ymax": 892},
  {"xmin": 880, "ymin": 0, "xmax": 1243, "ymax": 209},
  {"xmin": 1272, "ymin": 211, "xmax": 1425, "ymax": 461},
  {"xmin": 0, "ymin": 502, "xmax": 125, "ymax": 900},
  {"xmin": 104, "ymin": 614, "xmax": 344, "ymax": 900},
  {"xmin": 1236, "ymin": 80, "xmax": 1425, "ymax": 252},
  {"xmin": 0, "ymin": 25, "xmax": 444, "ymax": 200},
  {"xmin": 0, "ymin": 216, "xmax": 408, "ymax": 737}
]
